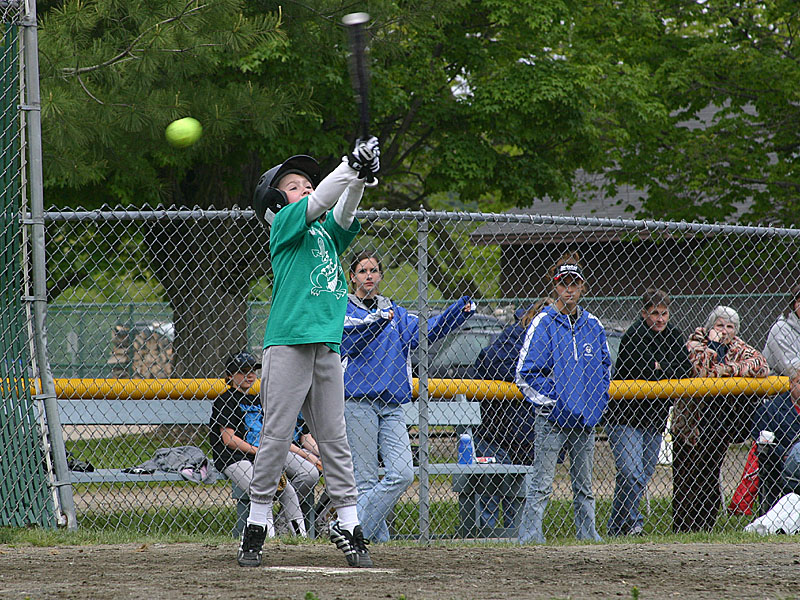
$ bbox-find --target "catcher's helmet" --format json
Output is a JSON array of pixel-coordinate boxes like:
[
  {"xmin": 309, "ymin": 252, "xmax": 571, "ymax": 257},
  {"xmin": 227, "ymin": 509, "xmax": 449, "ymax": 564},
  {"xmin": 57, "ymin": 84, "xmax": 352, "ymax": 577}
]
[
  {"xmin": 253, "ymin": 155, "xmax": 321, "ymax": 226},
  {"xmin": 225, "ymin": 351, "xmax": 261, "ymax": 375}
]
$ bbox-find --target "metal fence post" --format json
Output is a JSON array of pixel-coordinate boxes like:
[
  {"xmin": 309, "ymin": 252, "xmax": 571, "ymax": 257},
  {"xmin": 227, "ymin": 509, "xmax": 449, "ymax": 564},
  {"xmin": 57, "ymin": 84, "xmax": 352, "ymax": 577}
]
[
  {"xmin": 416, "ymin": 210, "xmax": 430, "ymax": 542},
  {"xmin": 23, "ymin": 0, "xmax": 77, "ymax": 529}
]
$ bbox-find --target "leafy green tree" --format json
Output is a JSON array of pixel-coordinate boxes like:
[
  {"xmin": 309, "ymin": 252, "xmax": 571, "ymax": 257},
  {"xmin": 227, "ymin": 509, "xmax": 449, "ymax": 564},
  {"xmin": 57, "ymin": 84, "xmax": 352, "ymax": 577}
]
[
  {"xmin": 609, "ymin": 1, "xmax": 800, "ymax": 226},
  {"xmin": 37, "ymin": 0, "xmax": 695, "ymax": 375},
  {"xmin": 39, "ymin": 0, "xmax": 288, "ymax": 375}
]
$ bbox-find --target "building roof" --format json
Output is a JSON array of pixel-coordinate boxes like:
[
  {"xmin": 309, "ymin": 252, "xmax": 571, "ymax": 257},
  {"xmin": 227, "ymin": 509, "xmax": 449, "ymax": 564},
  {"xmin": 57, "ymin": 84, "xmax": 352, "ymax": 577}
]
[
  {"xmin": 471, "ymin": 104, "xmax": 760, "ymax": 245},
  {"xmin": 470, "ymin": 170, "xmax": 656, "ymax": 245}
]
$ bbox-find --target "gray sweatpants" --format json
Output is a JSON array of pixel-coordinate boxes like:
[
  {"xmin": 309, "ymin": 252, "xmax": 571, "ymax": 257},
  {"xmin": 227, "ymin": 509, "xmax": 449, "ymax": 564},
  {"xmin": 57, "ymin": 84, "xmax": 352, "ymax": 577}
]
[
  {"xmin": 224, "ymin": 460, "xmax": 304, "ymax": 523},
  {"xmin": 250, "ymin": 344, "xmax": 358, "ymax": 508}
]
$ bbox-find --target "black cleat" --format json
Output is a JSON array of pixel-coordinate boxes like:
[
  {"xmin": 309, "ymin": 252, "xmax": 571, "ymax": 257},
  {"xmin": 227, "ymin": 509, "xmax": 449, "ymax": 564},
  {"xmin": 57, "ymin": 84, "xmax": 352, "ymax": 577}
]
[
  {"xmin": 329, "ymin": 520, "xmax": 373, "ymax": 568},
  {"xmin": 237, "ymin": 523, "xmax": 267, "ymax": 567}
]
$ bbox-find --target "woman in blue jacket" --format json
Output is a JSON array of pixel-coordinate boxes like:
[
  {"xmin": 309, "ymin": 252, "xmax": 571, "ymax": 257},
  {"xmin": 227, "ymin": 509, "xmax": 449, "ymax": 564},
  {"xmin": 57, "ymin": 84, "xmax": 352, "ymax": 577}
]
[
  {"xmin": 515, "ymin": 253, "xmax": 611, "ymax": 544},
  {"xmin": 341, "ymin": 251, "xmax": 475, "ymax": 543}
]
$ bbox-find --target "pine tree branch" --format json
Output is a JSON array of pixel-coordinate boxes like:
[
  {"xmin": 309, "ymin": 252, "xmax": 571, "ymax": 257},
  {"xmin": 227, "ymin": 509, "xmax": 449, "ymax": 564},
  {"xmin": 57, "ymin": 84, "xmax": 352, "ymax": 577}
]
[
  {"xmin": 76, "ymin": 74, "xmax": 104, "ymax": 105},
  {"xmin": 61, "ymin": 1, "xmax": 210, "ymax": 77}
]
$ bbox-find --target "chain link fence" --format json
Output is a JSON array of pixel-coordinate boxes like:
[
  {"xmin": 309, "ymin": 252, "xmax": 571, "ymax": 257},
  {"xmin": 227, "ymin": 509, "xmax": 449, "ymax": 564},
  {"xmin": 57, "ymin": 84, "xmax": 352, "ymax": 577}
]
[
  {"xmin": 34, "ymin": 206, "xmax": 798, "ymax": 541},
  {"xmin": 0, "ymin": 0, "xmax": 58, "ymax": 530}
]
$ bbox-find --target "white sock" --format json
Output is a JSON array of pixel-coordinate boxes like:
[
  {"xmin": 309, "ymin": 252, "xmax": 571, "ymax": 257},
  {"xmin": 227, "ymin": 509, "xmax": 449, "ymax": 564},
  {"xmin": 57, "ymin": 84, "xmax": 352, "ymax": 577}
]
[
  {"xmin": 248, "ymin": 501, "xmax": 275, "ymax": 537},
  {"xmin": 248, "ymin": 500, "xmax": 272, "ymax": 523},
  {"xmin": 336, "ymin": 504, "xmax": 359, "ymax": 532}
]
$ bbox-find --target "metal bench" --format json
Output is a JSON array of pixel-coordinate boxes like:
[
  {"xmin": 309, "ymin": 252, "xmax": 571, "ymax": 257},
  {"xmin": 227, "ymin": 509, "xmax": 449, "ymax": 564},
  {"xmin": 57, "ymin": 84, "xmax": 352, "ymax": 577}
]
[
  {"xmin": 398, "ymin": 398, "xmax": 536, "ymax": 538},
  {"xmin": 57, "ymin": 396, "xmax": 533, "ymax": 538},
  {"xmin": 57, "ymin": 397, "xmax": 308, "ymax": 537}
]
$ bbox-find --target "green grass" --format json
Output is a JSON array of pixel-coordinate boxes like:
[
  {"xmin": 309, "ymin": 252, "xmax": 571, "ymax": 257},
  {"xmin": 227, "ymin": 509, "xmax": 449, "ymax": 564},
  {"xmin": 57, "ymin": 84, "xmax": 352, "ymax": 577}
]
[
  {"xmin": 46, "ymin": 430, "xmax": 773, "ymax": 547},
  {"xmin": 382, "ymin": 496, "xmax": 758, "ymax": 541},
  {"xmin": 0, "ymin": 507, "xmax": 781, "ymax": 548},
  {"xmin": 0, "ymin": 506, "xmax": 323, "ymax": 546},
  {"xmin": 389, "ymin": 499, "xmax": 461, "ymax": 537},
  {"xmin": 0, "ymin": 494, "xmax": 782, "ymax": 548},
  {"xmin": 543, "ymin": 496, "xmax": 756, "ymax": 542},
  {"xmin": 0, "ymin": 521, "xmax": 233, "ymax": 546},
  {"xmin": 77, "ymin": 505, "xmax": 238, "ymax": 536}
]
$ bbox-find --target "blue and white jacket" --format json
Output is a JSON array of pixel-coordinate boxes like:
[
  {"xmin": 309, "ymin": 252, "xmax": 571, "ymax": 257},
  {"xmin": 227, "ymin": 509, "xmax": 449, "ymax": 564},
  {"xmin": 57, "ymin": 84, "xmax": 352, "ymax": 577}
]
[
  {"xmin": 342, "ymin": 295, "xmax": 474, "ymax": 404},
  {"xmin": 515, "ymin": 304, "xmax": 611, "ymax": 428}
]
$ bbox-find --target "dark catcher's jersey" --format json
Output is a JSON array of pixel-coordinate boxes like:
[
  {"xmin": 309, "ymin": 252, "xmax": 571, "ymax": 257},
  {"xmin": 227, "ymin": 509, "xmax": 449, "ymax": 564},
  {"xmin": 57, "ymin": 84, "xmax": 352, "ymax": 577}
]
[{"xmin": 209, "ymin": 388, "xmax": 262, "ymax": 473}]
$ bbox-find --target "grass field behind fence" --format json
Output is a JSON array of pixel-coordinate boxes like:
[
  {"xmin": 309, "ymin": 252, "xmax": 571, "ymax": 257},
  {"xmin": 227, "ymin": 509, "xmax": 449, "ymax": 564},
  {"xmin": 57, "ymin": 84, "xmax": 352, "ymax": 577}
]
[
  {"xmin": 62, "ymin": 496, "xmax": 757, "ymax": 540},
  {"xmin": 64, "ymin": 426, "xmax": 760, "ymax": 539}
]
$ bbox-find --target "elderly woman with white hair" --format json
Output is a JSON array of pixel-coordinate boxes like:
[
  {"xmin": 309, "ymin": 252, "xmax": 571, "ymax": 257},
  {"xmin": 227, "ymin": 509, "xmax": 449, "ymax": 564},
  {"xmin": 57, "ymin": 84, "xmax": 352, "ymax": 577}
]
[{"xmin": 672, "ymin": 305, "xmax": 769, "ymax": 532}]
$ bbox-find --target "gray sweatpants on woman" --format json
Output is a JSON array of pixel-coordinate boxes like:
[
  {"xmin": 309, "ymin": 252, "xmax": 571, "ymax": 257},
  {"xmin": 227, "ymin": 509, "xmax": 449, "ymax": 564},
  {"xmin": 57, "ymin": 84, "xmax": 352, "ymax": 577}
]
[{"xmin": 250, "ymin": 344, "xmax": 358, "ymax": 509}]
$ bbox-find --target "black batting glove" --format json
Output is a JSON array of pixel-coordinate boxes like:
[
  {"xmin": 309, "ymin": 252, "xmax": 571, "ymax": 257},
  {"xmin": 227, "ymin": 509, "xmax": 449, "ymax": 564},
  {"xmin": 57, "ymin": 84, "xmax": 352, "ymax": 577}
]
[{"xmin": 347, "ymin": 136, "xmax": 380, "ymax": 179}]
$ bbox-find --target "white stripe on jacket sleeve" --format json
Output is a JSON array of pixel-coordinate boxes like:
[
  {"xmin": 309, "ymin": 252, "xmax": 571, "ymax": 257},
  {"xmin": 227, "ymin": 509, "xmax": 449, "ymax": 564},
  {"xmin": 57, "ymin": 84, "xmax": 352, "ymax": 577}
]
[{"xmin": 515, "ymin": 312, "xmax": 555, "ymax": 408}]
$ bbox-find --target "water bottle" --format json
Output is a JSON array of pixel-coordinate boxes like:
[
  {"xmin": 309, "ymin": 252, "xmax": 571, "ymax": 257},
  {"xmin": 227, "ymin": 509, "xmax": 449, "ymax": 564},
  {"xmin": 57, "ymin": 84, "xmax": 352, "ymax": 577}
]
[{"xmin": 457, "ymin": 433, "xmax": 475, "ymax": 464}]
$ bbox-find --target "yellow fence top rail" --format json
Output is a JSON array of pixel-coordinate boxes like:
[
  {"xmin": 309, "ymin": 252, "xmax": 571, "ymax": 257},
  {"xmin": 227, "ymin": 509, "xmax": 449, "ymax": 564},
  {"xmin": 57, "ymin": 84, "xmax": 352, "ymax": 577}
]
[{"xmin": 45, "ymin": 375, "xmax": 790, "ymax": 401}]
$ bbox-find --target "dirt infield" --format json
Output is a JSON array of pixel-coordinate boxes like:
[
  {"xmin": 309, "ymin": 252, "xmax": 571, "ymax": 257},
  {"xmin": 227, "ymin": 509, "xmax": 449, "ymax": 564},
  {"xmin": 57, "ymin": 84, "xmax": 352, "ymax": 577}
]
[{"xmin": 2, "ymin": 540, "xmax": 799, "ymax": 599}]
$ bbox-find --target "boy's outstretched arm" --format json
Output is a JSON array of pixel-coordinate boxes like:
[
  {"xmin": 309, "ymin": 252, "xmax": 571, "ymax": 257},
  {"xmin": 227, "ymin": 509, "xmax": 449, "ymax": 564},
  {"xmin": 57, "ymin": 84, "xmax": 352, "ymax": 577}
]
[{"xmin": 306, "ymin": 137, "xmax": 380, "ymax": 226}]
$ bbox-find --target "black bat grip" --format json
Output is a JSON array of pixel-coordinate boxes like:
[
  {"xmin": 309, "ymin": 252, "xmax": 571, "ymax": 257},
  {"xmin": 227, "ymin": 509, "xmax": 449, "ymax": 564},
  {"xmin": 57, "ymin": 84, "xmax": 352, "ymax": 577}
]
[{"xmin": 343, "ymin": 13, "xmax": 371, "ymax": 146}]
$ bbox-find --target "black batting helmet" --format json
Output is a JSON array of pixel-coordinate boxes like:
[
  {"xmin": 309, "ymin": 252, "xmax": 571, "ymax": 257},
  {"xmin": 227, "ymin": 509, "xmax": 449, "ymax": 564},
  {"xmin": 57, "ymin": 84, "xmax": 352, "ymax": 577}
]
[
  {"xmin": 225, "ymin": 351, "xmax": 261, "ymax": 375},
  {"xmin": 253, "ymin": 155, "xmax": 321, "ymax": 226}
]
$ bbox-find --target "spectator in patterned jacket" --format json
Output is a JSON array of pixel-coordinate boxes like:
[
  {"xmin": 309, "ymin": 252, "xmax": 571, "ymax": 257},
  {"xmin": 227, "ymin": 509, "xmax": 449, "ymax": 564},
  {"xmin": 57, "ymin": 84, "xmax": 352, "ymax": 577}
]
[
  {"xmin": 672, "ymin": 305, "xmax": 770, "ymax": 532},
  {"xmin": 762, "ymin": 285, "xmax": 800, "ymax": 377}
]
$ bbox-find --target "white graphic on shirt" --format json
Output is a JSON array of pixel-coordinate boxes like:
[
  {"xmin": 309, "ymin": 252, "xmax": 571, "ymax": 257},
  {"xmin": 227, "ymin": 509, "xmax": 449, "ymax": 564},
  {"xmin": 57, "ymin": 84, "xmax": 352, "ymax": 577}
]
[
  {"xmin": 309, "ymin": 229, "xmax": 347, "ymax": 298},
  {"xmin": 583, "ymin": 343, "xmax": 594, "ymax": 358}
]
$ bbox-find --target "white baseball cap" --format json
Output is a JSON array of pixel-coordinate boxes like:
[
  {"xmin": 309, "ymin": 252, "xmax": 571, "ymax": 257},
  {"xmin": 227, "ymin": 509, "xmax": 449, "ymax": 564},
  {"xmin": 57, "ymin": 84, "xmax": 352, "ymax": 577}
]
[{"xmin": 553, "ymin": 264, "xmax": 584, "ymax": 282}]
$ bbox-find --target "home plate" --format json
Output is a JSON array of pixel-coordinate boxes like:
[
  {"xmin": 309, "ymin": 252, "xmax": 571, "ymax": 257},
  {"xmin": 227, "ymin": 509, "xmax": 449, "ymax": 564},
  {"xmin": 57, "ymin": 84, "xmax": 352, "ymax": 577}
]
[{"xmin": 264, "ymin": 566, "xmax": 398, "ymax": 575}]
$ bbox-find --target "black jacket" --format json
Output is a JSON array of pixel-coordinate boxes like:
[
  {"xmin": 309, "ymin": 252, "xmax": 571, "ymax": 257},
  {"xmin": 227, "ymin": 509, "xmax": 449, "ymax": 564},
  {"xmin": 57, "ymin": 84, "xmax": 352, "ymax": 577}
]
[
  {"xmin": 604, "ymin": 317, "xmax": 692, "ymax": 430},
  {"xmin": 209, "ymin": 388, "xmax": 261, "ymax": 472}
]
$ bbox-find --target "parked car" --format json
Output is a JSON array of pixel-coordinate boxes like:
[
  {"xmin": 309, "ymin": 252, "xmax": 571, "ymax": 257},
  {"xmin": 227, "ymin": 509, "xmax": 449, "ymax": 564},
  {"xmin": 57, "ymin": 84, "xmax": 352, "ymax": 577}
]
[
  {"xmin": 413, "ymin": 311, "xmax": 627, "ymax": 380},
  {"xmin": 417, "ymin": 313, "xmax": 506, "ymax": 379}
]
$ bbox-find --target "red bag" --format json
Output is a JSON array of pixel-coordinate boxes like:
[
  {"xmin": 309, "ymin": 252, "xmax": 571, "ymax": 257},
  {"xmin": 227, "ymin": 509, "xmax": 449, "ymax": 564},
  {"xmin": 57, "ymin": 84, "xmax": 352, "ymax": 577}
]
[{"xmin": 728, "ymin": 441, "xmax": 759, "ymax": 515}]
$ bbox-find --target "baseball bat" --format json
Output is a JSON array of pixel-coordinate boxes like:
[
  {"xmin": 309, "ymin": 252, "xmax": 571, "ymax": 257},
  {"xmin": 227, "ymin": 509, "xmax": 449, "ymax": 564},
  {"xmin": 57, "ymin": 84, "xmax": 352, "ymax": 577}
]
[{"xmin": 342, "ymin": 12, "xmax": 371, "ymax": 142}]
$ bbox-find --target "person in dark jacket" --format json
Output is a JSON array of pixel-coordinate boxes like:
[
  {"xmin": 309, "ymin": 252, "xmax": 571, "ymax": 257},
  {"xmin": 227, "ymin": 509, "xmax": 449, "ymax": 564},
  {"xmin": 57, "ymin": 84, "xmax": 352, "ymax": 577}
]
[
  {"xmin": 468, "ymin": 297, "xmax": 552, "ymax": 529},
  {"xmin": 603, "ymin": 289, "xmax": 692, "ymax": 536},
  {"xmin": 209, "ymin": 352, "xmax": 306, "ymax": 537}
]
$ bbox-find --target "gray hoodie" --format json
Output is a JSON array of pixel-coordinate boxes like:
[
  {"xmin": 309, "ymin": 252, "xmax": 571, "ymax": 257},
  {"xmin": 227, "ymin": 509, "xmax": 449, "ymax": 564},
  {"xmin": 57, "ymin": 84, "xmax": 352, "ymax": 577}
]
[{"xmin": 763, "ymin": 311, "xmax": 800, "ymax": 376}]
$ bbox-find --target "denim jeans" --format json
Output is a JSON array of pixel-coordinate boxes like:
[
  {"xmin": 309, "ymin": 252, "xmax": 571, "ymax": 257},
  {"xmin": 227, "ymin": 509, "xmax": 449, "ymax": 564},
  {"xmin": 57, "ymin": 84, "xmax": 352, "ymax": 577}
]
[
  {"xmin": 606, "ymin": 423, "xmax": 662, "ymax": 536},
  {"xmin": 345, "ymin": 399, "xmax": 415, "ymax": 543},
  {"xmin": 518, "ymin": 412, "xmax": 601, "ymax": 544},
  {"xmin": 473, "ymin": 438, "xmax": 521, "ymax": 529}
]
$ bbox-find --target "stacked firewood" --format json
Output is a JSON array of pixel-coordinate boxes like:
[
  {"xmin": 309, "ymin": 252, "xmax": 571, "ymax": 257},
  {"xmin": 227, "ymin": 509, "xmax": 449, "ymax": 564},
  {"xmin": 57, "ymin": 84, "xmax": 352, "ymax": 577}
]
[{"xmin": 108, "ymin": 323, "xmax": 173, "ymax": 378}]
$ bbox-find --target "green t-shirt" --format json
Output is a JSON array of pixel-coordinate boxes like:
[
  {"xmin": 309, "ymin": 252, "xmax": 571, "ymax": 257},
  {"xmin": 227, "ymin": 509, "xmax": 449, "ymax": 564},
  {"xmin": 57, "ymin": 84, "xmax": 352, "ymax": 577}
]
[{"xmin": 263, "ymin": 198, "xmax": 360, "ymax": 352}]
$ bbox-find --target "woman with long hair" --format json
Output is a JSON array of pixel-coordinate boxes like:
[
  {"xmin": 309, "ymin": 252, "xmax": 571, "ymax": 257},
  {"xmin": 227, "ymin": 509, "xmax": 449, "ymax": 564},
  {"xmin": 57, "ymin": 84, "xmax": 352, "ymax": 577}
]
[{"xmin": 341, "ymin": 251, "xmax": 476, "ymax": 543}]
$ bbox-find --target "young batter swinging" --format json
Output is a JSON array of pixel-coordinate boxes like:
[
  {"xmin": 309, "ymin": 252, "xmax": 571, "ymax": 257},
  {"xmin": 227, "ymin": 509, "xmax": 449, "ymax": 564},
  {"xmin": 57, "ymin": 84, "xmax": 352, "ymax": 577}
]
[{"xmin": 237, "ymin": 137, "xmax": 379, "ymax": 568}]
